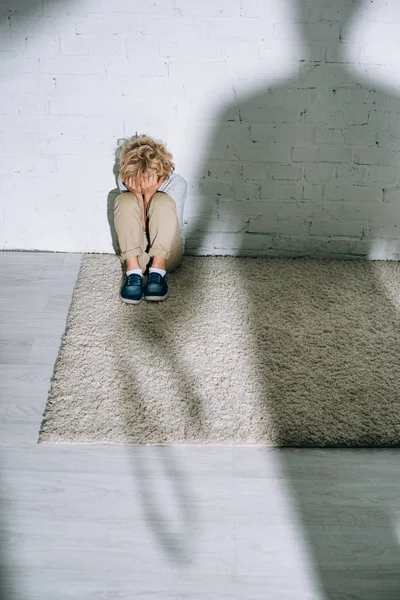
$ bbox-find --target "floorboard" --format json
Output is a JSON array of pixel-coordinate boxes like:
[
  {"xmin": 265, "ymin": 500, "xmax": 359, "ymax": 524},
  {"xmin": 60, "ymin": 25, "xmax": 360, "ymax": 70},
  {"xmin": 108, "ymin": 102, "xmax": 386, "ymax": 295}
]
[{"xmin": 1, "ymin": 251, "xmax": 400, "ymax": 600}]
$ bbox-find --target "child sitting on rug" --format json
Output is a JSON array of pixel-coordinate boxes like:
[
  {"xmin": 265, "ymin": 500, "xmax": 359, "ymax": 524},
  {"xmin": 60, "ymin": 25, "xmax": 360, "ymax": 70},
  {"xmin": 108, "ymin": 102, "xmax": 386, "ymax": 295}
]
[{"xmin": 114, "ymin": 134, "xmax": 187, "ymax": 304}]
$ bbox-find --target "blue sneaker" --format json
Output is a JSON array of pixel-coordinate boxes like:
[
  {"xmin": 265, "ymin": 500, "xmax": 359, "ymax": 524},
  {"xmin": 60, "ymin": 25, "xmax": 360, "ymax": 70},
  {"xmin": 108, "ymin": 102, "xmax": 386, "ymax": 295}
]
[
  {"xmin": 120, "ymin": 273, "xmax": 143, "ymax": 304},
  {"xmin": 144, "ymin": 272, "xmax": 168, "ymax": 302}
]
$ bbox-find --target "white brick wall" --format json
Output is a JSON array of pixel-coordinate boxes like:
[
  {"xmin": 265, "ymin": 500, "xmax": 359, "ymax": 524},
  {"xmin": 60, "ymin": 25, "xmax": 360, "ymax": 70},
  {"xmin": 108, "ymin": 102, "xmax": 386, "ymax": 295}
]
[{"xmin": 1, "ymin": 0, "xmax": 400, "ymax": 259}]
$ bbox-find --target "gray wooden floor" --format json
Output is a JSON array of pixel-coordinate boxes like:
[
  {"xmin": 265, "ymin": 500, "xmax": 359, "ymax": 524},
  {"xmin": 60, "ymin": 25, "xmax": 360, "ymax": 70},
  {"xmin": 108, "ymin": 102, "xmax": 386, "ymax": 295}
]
[{"xmin": 1, "ymin": 251, "xmax": 400, "ymax": 600}]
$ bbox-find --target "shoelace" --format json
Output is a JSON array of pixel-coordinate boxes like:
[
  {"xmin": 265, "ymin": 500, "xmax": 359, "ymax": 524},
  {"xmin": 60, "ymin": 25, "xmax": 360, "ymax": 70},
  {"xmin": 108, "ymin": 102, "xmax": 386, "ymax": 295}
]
[
  {"xmin": 148, "ymin": 272, "xmax": 163, "ymax": 284},
  {"xmin": 127, "ymin": 274, "xmax": 142, "ymax": 285}
]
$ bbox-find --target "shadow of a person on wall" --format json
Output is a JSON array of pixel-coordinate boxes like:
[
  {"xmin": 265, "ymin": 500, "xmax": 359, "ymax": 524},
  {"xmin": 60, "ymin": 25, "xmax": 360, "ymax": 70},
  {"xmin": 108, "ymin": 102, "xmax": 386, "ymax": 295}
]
[
  {"xmin": 189, "ymin": 0, "xmax": 400, "ymax": 261},
  {"xmin": 186, "ymin": 0, "xmax": 400, "ymax": 596}
]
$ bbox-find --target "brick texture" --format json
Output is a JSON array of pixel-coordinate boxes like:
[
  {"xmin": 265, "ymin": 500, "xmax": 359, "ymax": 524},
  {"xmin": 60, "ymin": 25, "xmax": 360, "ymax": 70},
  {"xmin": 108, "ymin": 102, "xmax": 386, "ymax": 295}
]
[{"xmin": 1, "ymin": 0, "xmax": 400, "ymax": 258}]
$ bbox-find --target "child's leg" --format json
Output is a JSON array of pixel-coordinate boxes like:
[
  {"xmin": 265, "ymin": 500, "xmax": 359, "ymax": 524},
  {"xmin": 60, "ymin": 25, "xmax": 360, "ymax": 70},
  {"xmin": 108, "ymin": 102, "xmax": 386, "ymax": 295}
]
[
  {"xmin": 147, "ymin": 192, "xmax": 183, "ymax": 273},
  {"xmin": 114, "ymin": 193, "xmax": 150, "ymax": 272}
]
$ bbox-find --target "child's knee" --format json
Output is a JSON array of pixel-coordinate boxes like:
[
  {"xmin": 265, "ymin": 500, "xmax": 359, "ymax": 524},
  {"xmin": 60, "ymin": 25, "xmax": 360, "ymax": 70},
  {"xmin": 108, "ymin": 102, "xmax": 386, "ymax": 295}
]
[
  {"xmin": 114, "ymin": 193, "xmax": 142, "ymax": 213},
  {"xmin": 149, "ymin": 192, "xmax": 175, "ymax": 212}
]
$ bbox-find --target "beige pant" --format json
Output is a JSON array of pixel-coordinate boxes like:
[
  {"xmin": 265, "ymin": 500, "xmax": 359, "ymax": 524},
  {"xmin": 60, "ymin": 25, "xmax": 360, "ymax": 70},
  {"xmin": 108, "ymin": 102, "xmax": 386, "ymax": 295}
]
[{"xmin": 114, "ymin": 191, "xmax": 183, "ymax": 273}]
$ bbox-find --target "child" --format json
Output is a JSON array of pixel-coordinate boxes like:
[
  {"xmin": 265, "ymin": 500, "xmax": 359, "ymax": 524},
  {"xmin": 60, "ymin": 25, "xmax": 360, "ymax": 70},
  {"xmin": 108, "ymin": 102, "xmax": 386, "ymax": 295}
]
[{"xmin": 114, "ymin": 135, "xmax": 187, "ymax": 304}]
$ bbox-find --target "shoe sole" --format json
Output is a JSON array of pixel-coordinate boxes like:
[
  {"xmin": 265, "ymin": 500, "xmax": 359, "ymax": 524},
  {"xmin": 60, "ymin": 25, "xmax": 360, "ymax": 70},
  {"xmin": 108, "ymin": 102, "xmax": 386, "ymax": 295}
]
[
  {"xmin": 121, "ymin": 296, "xmax": 143, "ymax": 305},
  {"xmin": 144, "ymin": 292, "xmax": 168, "ymax": 302}
]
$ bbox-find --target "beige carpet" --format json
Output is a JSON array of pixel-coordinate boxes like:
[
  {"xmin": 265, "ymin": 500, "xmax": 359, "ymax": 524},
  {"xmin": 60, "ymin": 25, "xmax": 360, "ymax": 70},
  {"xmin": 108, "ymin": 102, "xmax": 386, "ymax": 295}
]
[{"xmin": 39, "ymin": 255, "xmax": 400, "ymax": 446}]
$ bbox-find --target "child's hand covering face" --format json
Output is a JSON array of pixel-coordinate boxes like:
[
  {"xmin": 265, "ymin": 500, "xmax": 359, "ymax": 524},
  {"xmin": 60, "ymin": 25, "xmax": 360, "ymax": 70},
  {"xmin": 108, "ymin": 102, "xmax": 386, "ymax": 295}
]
[
  {"xmin": 140, "ymin": 171, "xmax": 165, "ymax": 197},
  {"xmin": 125, "ymin": 175, "xmax": 142, "ymax": 195}
]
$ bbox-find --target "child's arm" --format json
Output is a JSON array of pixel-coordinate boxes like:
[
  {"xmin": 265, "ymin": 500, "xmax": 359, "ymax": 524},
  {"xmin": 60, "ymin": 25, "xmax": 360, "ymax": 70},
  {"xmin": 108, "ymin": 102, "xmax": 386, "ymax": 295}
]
[
  {"xmin": 124, "ymin": 176, "xmax": 147, "ymax": 231},
  {"xmin": 141, "ymin": 172, "xmax": 165, "ymax": 208}
]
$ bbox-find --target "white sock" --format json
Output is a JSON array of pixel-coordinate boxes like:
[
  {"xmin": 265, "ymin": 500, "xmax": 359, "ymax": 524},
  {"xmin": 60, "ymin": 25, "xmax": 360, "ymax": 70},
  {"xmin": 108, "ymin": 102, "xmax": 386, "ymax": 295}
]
[
  {"xmin": 149, "ymin": 267, "xmax": 166, "ymax": 277},
  {"xmin": 126, "ymin": 268, "xmax": 143, "ymax": 277}
]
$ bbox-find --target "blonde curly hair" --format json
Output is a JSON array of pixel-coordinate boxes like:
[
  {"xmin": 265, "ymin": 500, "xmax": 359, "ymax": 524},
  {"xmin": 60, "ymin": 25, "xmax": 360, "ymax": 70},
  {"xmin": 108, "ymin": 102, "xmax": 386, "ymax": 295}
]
[{"xmin": 118, "ymin": 134, "xmax": 175, "ymax": 183}]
